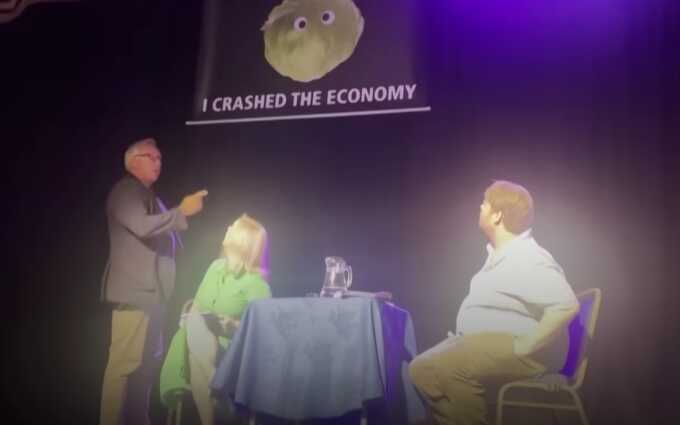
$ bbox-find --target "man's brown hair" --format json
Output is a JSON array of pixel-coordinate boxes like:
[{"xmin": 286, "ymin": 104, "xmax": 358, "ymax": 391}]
[{"xmin": 484, "ymin": 180, "xmax": 534, "ymax": 234}]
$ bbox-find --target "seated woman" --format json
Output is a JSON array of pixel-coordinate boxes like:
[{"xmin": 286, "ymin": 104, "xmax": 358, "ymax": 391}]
[{"xmin": 160, "ymin": 213, "xmax": 271, "ymax": 425}]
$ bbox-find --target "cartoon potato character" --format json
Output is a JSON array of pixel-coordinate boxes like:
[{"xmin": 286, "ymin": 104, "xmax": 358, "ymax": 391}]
[{"xmin": 262, "ymin": 0, "xmax": 364, "ymax": 82}]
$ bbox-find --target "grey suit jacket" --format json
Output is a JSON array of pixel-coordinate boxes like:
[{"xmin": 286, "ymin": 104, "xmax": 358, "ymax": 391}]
[{"xmin": 100, "ymin": 174, "xmax": 188, "ymax": 307}]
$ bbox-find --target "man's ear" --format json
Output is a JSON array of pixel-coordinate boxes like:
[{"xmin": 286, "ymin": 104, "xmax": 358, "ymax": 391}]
[{"xmin": 492, "ymin": 210, "xmax": 503, "ymax": 226}]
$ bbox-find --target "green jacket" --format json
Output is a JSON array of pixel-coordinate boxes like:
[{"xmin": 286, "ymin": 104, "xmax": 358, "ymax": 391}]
[{"xmin": 159, "ymin": 259, "xmax": 271, "ymax": 406}]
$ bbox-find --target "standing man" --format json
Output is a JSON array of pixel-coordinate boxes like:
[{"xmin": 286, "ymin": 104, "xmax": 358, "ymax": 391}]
[
  {"xmin": 100, "ymin": 138, "xmax": 208, "ymax": 425},
  {"xmin": 409, "ymin": 180, "xmax": 579, "ymax": 425}
]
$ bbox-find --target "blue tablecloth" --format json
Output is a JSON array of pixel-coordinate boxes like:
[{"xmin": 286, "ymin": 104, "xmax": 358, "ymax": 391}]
[{"xmin": 211, "ymin": 297, "xmax": 425, "ymax": 424}]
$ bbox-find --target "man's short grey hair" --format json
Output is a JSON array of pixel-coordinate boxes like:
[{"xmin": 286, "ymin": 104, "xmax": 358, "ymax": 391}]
[{"xmin": 124, "ymin": 138, "xmax": 157, "ymax": 171}]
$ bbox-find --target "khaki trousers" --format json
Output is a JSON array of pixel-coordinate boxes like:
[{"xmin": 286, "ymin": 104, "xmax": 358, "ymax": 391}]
[
  {"xmin": 408, "ymin": 333, "xmax": 546, "ymax": 425},
  {"xmin": 100, "ymin": 305, "xmax": 164, "ymax": 425}
]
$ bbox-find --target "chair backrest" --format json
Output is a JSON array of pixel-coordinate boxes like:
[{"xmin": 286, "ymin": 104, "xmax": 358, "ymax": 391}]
[{"xmin": 559, "ymin": 288, "xmax": 602, "ymax": 389}]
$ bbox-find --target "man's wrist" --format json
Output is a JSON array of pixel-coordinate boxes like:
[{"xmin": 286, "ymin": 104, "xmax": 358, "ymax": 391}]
[{"xmin": 175, "ymin": 207, "xmax": 189, "ymax": 230}]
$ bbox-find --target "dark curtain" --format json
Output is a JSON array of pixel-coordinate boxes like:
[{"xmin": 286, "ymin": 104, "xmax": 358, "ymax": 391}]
[{"xmin": 2, "ymin": 1, "xmax": 678, "ymax": 424}]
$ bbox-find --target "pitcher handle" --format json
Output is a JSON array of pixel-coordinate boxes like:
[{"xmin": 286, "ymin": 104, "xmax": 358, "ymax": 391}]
[{"xmin": 346, "ymin": 266, "xmax": 353, "ymax": 289}]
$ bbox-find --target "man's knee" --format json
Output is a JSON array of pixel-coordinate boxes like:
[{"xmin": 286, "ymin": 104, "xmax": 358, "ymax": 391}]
[
  {"xmin": 409, "ymin": 355, "xmax": 439, "ymax": 392},
  {"xmin": 103, "ymin": 346, "xmax": 145, "ymax": 378}
]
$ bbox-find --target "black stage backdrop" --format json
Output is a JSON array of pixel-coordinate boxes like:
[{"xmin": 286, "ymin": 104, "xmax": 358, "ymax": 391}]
[{"xmin": 2, "ymin": 1, "xmax": 679, "ymax": 425}]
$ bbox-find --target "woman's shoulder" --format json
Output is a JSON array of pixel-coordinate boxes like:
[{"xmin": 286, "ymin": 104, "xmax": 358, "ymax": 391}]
[{"xmin": 205, "ymin": 258, "xmax": 228, "ymax": 275}]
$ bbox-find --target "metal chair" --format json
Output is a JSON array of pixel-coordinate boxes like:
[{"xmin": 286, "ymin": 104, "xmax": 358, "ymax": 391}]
[{"xmin": 496, "ymin": 288, "xmax": 602, "ymax": 425}]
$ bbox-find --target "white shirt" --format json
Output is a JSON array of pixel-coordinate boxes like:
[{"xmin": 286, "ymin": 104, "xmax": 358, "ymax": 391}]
[{"xmin": 456, "ymin": 230, "xmax": 577, "ymax": 368}]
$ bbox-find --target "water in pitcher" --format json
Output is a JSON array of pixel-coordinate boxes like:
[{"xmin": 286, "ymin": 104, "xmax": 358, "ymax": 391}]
[{"xmin": 320, "ymin": 256, "xmax": 352, "ymax": 298}]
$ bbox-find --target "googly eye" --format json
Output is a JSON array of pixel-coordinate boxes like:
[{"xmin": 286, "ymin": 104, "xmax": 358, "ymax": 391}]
[
  {"xmin": 293, "ymin": 16, "xmax": 308, "ymax": 31},
  {"xmin": 320, "ymin": 10, "xmax": 335, "ymax": 25}
]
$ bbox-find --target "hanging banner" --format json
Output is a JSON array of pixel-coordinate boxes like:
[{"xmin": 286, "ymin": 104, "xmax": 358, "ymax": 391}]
[{"xmin": 187, "ymin": 0, "xmax": 430, "ymax": 125}]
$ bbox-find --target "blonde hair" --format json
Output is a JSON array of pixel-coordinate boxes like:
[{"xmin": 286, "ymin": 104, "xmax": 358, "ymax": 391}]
[
  {"xmin": 124, "ymin": 138, "xmax": 157, "ymax": 171},
  {"xmin": 221, "ymin": 214, "xmax": 269, "ymax": 280},
  {"xmin": 484, "ymin": 180, "xmax": 534, "ymax": 234}
]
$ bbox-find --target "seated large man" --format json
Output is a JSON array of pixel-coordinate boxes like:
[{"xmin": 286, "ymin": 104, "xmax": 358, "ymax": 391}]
[{"xmin": 409, "ymin": 180, "xmax": 579, "ymax": 425}]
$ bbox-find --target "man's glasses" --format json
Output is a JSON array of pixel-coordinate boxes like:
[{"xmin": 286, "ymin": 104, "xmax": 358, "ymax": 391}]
[{"xmin": 135, "ymin": 153, "xmax": 162, "ymax": 162}]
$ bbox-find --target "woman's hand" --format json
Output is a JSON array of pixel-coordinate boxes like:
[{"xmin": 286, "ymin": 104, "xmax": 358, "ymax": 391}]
[{"xmin": 217, "ymin": 315, "xmax": 241, "ymax": 338}]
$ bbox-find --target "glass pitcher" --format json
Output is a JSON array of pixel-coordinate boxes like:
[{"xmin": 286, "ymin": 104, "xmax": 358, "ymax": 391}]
[{"xmin": 320, "ymin": 256, "xmax": 353, "ymax": 298}]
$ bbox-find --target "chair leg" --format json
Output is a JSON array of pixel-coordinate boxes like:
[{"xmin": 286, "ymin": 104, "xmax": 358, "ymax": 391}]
[
  {"xmin": 568, "ymin": 390, "xmax": 590, "ymax": 425},
  {"xmin": 496, "ymin": 386, "xmax": 509, "ymax": 425},
  {"xmin": 497, "ymin": 387, "xmax": 590, "ymax": 425},
  {"xmin": 166, "ymin": 400, "xmax": 183, "ymax": 425},
  {"xmin": 176, "ymin": 400, "xmax": 183, "ymax": 425}
]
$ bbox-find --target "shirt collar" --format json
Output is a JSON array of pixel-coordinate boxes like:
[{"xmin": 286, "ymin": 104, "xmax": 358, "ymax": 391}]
[{"xmin": 484, "ymin": 229, "xmax": 533, "ymax": 267}]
